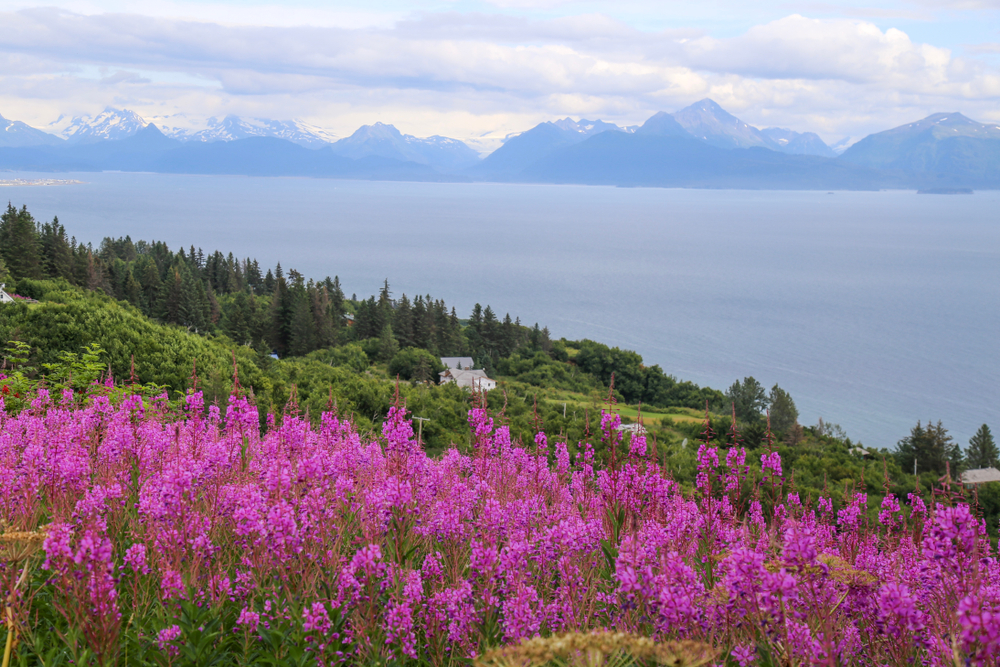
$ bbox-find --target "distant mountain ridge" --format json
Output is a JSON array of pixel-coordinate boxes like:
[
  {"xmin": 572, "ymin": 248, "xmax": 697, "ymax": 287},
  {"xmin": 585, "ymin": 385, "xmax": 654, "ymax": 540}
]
[
  {"xmin": 329, "ymin": 123, "xmax": 481, "ymax": 172},
  {"xmin": 63, "ymin": 108, "xmax": 149, "ymax": 144},
  {"xmin": 177, "ymin": 116, "xmax": 337, "ymax": 148},
  {"xmin": 0, "ymin": 113, "xmax": 64, "ymax": 148},
  {"xmin": 0, "ymin": 103, "xmax": 997, "ymax": 189},
  {"xmin": 840, "ymin": 112, "xmax": 1000, "ymax": 188}
]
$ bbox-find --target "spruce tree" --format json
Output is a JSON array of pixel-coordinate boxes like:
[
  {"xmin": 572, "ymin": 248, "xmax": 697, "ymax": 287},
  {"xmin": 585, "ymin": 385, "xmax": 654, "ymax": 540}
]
[
  {"xmin": 161, "ymin": 267, "xmax": 184, "ymax": 324},
  {"xmin": 40, "ymin": 217, "xmax": 74, "ymax": 280},
  {"xmin": 222, "ymin": 291, "xmax": 254, "ymax": 346},
  {"xmin": 377, "ymin": 324, "xmax": 399, "ymax": 363},
  {"xmin": 123, "ymin": 267, "xmax": 142, "ymax": 307},
  {"xmin": 967, "ymin": 424, "xmax": 998, "ymax": 469},
  {"xmin": 288, "ymin": 294, "xmax": 317, "ymax": 357},
  {"xmin": 0, "ymin": 204, "xmax": 42, "ymax": 279},
  {"xmin": 394, "ymin": 294, "xmax": 414, "ymax": 348},
  {"xmin": 311, "ymin": 283, "xmax": 335, "ymax": 349},
  {"xmin": 896, "ymin": 420, "xmax": 963, "ymax": 477},
  {"xmin": 726, "ymin": 377, "xmax": 768, "ymax": 424},
  {"xmin": 768, "ymin": 384, "xmax": 799, "ymax": 434}
]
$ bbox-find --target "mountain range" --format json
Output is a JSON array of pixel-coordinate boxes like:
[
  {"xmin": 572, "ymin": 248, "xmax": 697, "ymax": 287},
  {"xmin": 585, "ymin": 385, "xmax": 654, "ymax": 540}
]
[{"xmin": 0, "ymin": 102, "xmax": 997, "ymax": 189}]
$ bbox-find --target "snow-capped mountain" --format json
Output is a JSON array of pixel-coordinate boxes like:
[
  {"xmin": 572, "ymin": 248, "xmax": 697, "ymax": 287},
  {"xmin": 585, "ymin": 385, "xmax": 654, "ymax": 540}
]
[
  {"xmin": 63, "ymin": 107, "xmax": 149, "ymax": 143},
  {"xmin": 175, "ymin": 116, "xmax": 336, "ymax": 148},
  {"xmin": 329, "ymin": 123, "xmax": 481, "ymax": 171},
  {"xmin": 671, "ymin": 100, "xmax": 835, "ymax": 157},
  {"xmin": 550, "ymin": 118, "xmax": 636, "ymax": 137},
  {"xmin": 0, "ymin": 113, "xmax": 64, "ymax": 147}
]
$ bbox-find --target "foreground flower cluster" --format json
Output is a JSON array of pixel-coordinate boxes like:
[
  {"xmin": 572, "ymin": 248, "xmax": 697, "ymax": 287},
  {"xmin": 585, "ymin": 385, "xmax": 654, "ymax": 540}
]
[{"xmin": 0, "ymin": 388, "xmax": 998, "ymax": 666}]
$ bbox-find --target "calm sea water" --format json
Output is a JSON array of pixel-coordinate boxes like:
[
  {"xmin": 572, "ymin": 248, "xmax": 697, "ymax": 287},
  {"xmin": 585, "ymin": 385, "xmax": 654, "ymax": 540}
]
[{"xmin": 3, "ymin": 172, "xmax": 998, "ymax": 449}]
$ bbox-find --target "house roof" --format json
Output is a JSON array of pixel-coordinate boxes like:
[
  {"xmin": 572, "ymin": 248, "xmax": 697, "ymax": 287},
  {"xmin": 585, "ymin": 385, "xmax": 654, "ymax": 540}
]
[
  {"xmin": 960, "ymin": 467, "xmax": 1000, "ymax": 485},
  {"xmin": 441, "ymin": 356, "xmax": 475, "ymax": 370}
]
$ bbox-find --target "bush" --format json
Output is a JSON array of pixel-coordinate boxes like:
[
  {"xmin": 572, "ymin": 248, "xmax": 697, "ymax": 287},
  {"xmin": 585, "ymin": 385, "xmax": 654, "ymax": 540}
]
[{"xmin": 389, "ymin": 346, "xmax": 445, "ymax": 382}]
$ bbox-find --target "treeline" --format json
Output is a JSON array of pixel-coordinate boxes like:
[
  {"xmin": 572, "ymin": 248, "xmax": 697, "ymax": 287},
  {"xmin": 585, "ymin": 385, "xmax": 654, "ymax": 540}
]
[{"xmin": 0, "ymin": 203, "xmax": 721, "ymax": 410}]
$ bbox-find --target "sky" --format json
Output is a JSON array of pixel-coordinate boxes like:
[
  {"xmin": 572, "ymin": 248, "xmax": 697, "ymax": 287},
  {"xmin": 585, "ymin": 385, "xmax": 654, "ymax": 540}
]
[{"xmin": 0, "ymin": 0, "xmax": 998, "ymax": 146}]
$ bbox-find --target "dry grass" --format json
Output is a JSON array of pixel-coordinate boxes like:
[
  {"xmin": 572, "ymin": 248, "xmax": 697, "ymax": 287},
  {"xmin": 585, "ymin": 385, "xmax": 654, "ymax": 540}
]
[{"xmin": 474, "ymin": 631, "xmax": 718, "ymax": 667}]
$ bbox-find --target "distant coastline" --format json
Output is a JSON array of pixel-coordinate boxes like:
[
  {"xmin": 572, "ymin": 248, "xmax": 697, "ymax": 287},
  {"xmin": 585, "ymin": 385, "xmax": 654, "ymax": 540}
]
[
  {"xmin": 0, "ymin": 178, "xmax": 86, "ymax": 187},
  {"xmin": 917, "ymin": 187, "xmax": 974, "ymax": 195}
]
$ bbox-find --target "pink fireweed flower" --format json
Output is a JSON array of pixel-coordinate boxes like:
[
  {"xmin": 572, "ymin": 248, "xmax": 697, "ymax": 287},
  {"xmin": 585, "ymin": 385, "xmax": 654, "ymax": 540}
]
[
  {"xmin": 695, "ymin": 444, "xmax": 719, "ymax": 492},
  {"xmin": 236, "ymin": 607, "xmax": 260, "ymax": 630},
  {"xmin": 383, "ymin": 405, "xmax": 417, "ymax": 456},
  {"xmin": 761, "ymin": 450, "xmax": 783, "ymax": 483},
  {"xmin": 956, "ymin": 593, "xmax": 1000, "ymax": 664},
  {"xmin": 123, "ymin": 543, "xmax": 149, "ymax": 574},
  {"xmin": 878, "ymin": 582, "xmax": 926, "ymax": 638},
  {"xmin": 879, "ymin": 494, "xmax": 902, "ymax": 529},
  {"xmin": 908, "ymin": 492, "xmax": 928, "ymax": 520},
  {"xmin": 533, "ymin": 431, "xmax": 548, "ymax": 456},
  {"xmin": 302, "ymin": 602, "xmax": 332, "ymax": 635},
  {"xmin": 783, "ymin": 522, "xmax": 820, "ymax": 567},
  {"xmin": 161, "ymin": 570, "xmax": 185, "ymax": 600},
  {"xmin": 502, "ymin": 584, "xmax": 542, "ymax": 642},
  {"xmin": 731, "ymin": 644, "xmax": 756, "ymax": 667},
  {"xmin": 157, "ymin": 625, "xmax": 182, "ymax": 656},
  {"xmin": 837, "ymin": 492, "xmax": 867, "ymax": 531}
]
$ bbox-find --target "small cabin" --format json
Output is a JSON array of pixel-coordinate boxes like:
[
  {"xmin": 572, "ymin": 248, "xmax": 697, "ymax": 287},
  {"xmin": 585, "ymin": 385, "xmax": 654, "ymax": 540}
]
[
  {"xmin": 960, "ymin": 467, "xmax": 1000, "ymax": 487},
  {"xmin": 0, "ymin": 284, "xmax": 13, "ymax": 304},
  {"xmin": 616, "ymin": 423, "xmax": 647, "ymax": 436},
  {"xmin": 438, "ymin": 368, "xmax": 497, "ymax": 391}
]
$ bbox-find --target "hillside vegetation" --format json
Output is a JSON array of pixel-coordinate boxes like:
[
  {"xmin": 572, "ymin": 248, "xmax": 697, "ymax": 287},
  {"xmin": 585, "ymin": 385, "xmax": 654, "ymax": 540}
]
[{"xmin": 1, "ymin": 203, "xmax": 997, "ymax": 536}]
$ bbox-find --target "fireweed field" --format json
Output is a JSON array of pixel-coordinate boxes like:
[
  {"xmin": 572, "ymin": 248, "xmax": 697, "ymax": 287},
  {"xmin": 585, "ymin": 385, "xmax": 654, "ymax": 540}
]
[{"xmin": 0, "ymin": 379, "xmax": 998, "ymax": 667}]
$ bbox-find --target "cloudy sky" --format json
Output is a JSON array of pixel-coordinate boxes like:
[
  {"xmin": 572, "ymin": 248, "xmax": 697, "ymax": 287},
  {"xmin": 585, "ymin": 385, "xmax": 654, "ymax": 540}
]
[{"xmin": 1, "ymin": 0, "xmax": 998, "ymax": 146}]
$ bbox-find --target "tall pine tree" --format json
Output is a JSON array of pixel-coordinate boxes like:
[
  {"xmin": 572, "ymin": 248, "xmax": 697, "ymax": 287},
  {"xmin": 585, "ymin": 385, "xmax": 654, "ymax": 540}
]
[
  {"xmin": 967, "ymin": 424, "xmax": 998, "ymax": 469},
  {"xmin": 0, "ymin": 204, "xmax": 42, "ymax": 279}
]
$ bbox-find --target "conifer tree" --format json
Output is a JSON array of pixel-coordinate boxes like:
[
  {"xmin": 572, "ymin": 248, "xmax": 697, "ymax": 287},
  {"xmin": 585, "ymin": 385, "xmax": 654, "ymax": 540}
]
[
  {"xmin": 376, "ymin": 324, "xmax": 399, "ymax": 363},
  {"xmin": 0, "ymin": 204, "xmax": 42, "ymax": 279},
  {"xmin": 311, "ymin": 283, "xmax": 335, "ymax": 349},
  {"xmin": 267, "ymin": 269, "xmax": 293, "ymax": 356},
  {"xmin": 967, "ymin": 424, "xmax": 998, "ymax": 469},
  {"xmin": 222, "ymin": 291, "xmax": 254, "ymax": 346},
  {"xmin": 161, "ymin": 267, "xmax": 184, "ymax": 324},
  {"xmin": 288, "ymin": 294, "xmax": 317, "ymax": 357},
  {"xmin": 123, "ymin": 267, "xmax": 142, "ymax": 307},
  {"xmin": 394, "ymin": 294, "xmax": 414, "ymax": 348},
  {"xmin": 139, "ymin": 257, "xmax": 162, "ymax": 315},
  {"xmin": 768, "ymin": 384, "xmax": 799, "ymax": 434},
  {"xmin": 726, "ymin": 377, "xmax": 768, "ymax": 424},
  {"xmin": 896, "ymin": 420, "xmax": 963, "ymax": 477},
  {"xmin": 40, "ymin": 217, "xmax": 74, "ymax": 280}
]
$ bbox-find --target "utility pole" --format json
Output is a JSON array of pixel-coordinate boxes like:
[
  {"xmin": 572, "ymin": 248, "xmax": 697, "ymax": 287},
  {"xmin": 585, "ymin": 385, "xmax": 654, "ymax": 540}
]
[{"xmin": 414, "ymin": 416, "xmax": 430, "ymax": 445}]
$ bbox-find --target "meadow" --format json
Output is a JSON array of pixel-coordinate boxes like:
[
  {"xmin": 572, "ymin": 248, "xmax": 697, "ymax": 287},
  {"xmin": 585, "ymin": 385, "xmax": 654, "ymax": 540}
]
[{"xmin": 0, "ymin": 377, "xmax": 997, "ymax": 667}]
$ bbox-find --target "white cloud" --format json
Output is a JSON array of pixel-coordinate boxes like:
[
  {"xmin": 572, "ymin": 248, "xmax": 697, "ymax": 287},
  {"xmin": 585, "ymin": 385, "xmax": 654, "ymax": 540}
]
[{"xmin": 0, "ymin": 7, "xmax": 997, "ymax": 144}]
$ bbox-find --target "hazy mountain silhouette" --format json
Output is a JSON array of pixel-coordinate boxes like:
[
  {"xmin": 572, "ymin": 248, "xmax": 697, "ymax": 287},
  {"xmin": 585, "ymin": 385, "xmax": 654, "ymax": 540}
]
[
  {"xmin": 840, "ymin": 113, "xmax": 1000, "ymax": 186},
  {"xmin": 330, "ymin": 123, "xmax": 480, "ymax": 172},
  {"xmin": 0, "ymin": 113, "xmax": 63, "ymax": 148}
]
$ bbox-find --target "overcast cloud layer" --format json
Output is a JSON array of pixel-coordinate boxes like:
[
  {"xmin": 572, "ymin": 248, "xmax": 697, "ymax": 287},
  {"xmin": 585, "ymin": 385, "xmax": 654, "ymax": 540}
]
[{"xmin": 0, "ymin": 0, "xmax": 998, "ymax": 144}]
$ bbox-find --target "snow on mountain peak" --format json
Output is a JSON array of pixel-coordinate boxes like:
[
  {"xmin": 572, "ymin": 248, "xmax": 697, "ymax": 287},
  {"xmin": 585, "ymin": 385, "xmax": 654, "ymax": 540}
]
[{"xmin": 64, "ymin": 107, "xmax": 148, "ymax": 143}]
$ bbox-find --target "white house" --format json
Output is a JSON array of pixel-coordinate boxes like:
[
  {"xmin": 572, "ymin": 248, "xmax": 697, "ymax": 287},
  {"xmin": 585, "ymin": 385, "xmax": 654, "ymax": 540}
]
[
  {"xmin": 616, "ymin": 423, "xmax": 647, "ymax": 436},
  {"xmin": 438, "ymin": 368, "xmax": 497, "ymax": 391},
  {"xmin": 440, "ymin": 357, "xmax": 475, "ymax": 370},
  {"xmin": 960, "ymin": 467, "xmax": 1000, "ymax": 486},
  {"xmin": 0, "ymin": 284, "xmax": 14, "ymax": 304}
]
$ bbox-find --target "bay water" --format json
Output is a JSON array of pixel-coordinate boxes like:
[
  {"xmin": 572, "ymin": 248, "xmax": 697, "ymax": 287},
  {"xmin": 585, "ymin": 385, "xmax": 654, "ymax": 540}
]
[{"xmin": 3, "ymin": 171, "xmax": 998, "ymax": 449}]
